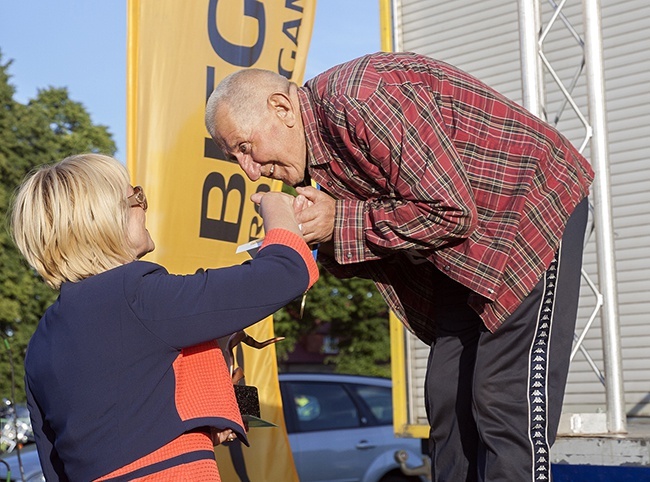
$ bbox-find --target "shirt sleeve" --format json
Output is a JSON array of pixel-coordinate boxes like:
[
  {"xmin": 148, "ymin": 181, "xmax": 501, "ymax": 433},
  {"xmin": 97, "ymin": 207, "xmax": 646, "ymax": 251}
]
[
  {"xmin": 131, "ymin": 228, "xmax": 318, "ymax": 349},
  {"xmin": 327, "ymin": 82, "xmax": 478, "ymax": 265}
]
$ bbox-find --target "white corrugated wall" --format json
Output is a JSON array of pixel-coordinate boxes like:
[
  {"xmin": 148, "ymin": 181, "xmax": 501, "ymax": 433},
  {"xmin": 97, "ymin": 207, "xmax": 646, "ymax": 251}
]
[{"xmin": 396, "ymin": 0, "xmax": 650, "ymax": 419}]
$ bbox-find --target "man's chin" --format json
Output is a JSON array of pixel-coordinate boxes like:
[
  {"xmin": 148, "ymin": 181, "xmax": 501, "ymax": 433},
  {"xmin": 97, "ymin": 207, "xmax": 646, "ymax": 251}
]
[{"xmin": 285, "ymin": 173, "xmax": 306, "ymax": 187}]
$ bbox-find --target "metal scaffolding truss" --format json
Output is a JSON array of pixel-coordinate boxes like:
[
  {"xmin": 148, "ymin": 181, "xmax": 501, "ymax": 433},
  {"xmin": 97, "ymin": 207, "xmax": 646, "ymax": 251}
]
[{"xmin": 518, "ymin": 0, "xmax": 626, "ymax": 435}]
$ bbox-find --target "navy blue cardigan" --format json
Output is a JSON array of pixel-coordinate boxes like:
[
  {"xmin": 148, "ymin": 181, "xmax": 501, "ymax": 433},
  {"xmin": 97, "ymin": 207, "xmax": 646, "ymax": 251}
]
[{"xmin": 25, "ymin": 229, "xmax": 318, "ymax": 481}]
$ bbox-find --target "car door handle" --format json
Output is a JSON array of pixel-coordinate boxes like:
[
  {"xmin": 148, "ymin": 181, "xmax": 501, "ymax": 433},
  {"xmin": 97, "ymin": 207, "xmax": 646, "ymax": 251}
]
[{"xmin": 356, "ymin": 440, "xmax": 376, "ymax": 450}]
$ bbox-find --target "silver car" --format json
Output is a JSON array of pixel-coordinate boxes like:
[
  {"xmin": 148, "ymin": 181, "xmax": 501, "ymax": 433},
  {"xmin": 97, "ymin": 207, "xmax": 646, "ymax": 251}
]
[
  {"xmin": 279, "ymin": 373, "xmax": 427, "ymax": 482},
  {"xmin": 0, "ymin": 443, "xmax": 44, "ymax": 482}
]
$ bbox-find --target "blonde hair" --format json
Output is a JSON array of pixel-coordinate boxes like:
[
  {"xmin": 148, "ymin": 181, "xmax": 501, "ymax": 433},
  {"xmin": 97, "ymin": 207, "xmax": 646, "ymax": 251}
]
[{"xmin": 10, "ymin": 154, "xmax": 136, "ymax": 289}]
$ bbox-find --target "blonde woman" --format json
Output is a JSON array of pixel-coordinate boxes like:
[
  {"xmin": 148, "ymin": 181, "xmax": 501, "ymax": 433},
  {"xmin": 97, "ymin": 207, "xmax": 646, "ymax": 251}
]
[{"xmin": 11, "ymin": 154, "xmax": 318, "ymax": 481}]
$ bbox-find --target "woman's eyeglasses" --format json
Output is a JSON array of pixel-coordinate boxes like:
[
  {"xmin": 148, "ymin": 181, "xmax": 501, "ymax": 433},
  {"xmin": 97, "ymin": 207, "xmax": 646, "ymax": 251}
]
[{"xmin": 127, "ymin": 185, "xmax": 148, "ymax": 212}]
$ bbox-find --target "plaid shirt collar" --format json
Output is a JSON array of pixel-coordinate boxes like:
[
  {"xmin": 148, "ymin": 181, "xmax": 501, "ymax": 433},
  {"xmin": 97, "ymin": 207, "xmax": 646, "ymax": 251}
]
[{"xmin": 298, "ymin": 87, "xmax": 331, "ymax": 170}]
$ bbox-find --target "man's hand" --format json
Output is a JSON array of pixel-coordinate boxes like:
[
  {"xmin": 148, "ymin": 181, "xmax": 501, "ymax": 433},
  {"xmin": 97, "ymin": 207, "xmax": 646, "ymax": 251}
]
[{"xmin": 294, "ymin": 186, "xmax": 335, "ymax": 245}]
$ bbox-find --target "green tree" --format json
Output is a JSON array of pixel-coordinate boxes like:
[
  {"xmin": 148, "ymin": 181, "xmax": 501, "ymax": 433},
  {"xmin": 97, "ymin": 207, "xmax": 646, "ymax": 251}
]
[
  {"xmin": 274, "ymin": 268, "xmax": 392, "ymax": 378},
  {"xmin": 0, "ymin": 51, "xmax": 116, "ymax": 401}
]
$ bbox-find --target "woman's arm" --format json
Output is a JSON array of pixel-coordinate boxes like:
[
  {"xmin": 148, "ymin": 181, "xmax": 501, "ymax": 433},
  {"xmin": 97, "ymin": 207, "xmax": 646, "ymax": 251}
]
[{"xmin": 132, "ymin": 193, "xmax": 318, "ymax": 349}]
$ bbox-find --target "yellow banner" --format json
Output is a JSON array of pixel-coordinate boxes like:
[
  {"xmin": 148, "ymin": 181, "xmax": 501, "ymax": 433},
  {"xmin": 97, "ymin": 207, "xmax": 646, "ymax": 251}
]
[{"xmin": 126, "ymin": 1, "xmax": 316, "ymax": 480}]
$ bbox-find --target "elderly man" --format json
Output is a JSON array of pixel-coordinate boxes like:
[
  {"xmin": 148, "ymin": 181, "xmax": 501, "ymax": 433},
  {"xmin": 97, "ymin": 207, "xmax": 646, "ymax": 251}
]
[{"xmin": 206, "ymin": 51, "xmax": 594, "ymax": 482}]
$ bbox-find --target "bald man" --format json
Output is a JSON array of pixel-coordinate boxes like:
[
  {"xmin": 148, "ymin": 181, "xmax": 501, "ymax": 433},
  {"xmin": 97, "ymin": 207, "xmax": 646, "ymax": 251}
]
[{"xmin": 206, "ymin": 52, "xmax": 594, "ymax": 482}]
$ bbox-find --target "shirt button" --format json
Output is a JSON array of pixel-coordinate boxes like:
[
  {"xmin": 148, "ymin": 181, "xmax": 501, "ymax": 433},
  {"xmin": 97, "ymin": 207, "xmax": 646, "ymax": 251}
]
[
  {"xmin": 327, "ymin": 181, "xmax": 333, "ymax": 187},
  {"xmin": 346, "ymin": 253, "xmax": 353, "ymax": 259},
  {"xmin": 444, "ymin": 265, "xmax": 451, "ymax": 271}
]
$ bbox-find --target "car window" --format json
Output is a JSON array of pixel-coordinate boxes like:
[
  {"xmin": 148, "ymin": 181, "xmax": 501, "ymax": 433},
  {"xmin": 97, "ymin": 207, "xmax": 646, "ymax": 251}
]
[
  {"xmin": 351, "ymin": 384, "xmax": 393, "ymax": 425},
  {"xmin": 287, "ymin": 382, "xmax": 360, "ymax": 432}
]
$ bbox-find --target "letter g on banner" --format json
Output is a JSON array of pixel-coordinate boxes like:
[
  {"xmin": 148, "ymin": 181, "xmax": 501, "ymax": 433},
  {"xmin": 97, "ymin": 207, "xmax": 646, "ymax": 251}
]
[{"xmin": 208, "ymin": 0, "xmax": 265, "ymax": 67}]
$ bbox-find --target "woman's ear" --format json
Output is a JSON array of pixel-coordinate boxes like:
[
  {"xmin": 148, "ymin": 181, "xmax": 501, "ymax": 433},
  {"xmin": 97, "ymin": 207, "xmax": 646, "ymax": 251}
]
[{"xmin": 268, "ymin": 92, "xmax": 296, "ymax": 127}]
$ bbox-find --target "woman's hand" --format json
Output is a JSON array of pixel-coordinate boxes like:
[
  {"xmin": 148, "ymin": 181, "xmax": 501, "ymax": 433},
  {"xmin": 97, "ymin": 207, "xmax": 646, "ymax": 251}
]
[
  {"xmin": 214, "ymin": 428, "xmax": 236, "ymax": 445},
  {"xmin": 250, "ymin": 191, "xmax": 302, "ymax": 237}
]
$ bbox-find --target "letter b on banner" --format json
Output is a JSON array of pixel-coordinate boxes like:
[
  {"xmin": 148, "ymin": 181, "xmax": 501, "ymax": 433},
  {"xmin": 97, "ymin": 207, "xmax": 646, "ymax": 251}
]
[{"xmin": 200, "ymin": 172, "xmax": 246, "ymax": 243}]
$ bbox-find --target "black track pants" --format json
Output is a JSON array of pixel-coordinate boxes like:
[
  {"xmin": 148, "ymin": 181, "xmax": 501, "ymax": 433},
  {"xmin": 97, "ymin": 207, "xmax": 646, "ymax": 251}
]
[{"xmin": 425, "ymin": 199, "xmax": 588, "ymax": 482}]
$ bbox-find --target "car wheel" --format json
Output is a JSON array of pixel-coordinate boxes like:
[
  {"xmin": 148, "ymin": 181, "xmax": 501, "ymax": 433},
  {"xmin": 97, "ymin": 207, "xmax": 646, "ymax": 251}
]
[{"xmin": 379, "ymin": 473, "xmax": 423, "ymax": 482}]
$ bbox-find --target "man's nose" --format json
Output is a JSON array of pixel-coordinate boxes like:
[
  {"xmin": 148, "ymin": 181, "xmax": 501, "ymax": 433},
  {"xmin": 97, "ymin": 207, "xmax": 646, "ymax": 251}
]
[{"xmin": 238, "ymin": 155, "xmax": 260, "ymax": 181}]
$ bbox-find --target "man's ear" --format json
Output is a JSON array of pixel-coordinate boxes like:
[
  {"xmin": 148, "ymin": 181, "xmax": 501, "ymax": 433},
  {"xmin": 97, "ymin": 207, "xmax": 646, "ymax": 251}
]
[{"xmin": 268, "ymin": 92, "xmax": 296, "ymax": 127}]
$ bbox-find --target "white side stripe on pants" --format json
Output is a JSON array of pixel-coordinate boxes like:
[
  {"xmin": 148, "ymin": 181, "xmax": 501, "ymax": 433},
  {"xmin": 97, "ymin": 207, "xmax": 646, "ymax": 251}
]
[{"xmin": 528, "ymin": 243, "xmax": 561, "ymax": 482}]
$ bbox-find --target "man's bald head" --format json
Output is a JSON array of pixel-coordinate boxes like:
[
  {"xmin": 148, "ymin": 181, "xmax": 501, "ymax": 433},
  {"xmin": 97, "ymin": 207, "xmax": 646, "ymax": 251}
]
[
  {"xmin": 205, "ymin": 69, "xmax": 292, "ymax": 141},
  {"xmin": 204, "ymin": 69, "xmax": 308, "ymax": 186}
]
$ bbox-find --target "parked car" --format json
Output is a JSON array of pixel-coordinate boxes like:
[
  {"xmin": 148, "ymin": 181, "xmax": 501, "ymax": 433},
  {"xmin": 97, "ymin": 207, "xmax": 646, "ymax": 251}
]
[
  {"xmin": 0, "ymin": 374, "xmax": 427, "ymax": 481},
  {"xmin": 279, "ymin": 373, "xmax": 426, "ymax": 482},
  {"xmin": 0, "ymin": 443, "xmax": 43, "ymax": 482}
]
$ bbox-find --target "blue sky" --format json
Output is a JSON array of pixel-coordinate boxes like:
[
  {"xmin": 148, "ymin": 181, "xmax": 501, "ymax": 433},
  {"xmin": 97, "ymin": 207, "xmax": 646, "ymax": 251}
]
[{"xmin": 0, "ymin": 1, "xmax": 380, "ymax": 161}]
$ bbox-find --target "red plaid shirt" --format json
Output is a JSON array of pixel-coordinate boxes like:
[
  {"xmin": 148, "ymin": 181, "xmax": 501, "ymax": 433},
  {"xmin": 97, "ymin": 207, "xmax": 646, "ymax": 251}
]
[{"xmin": 298, "ymin": 52, "xmax": 594, "ymax": 343}]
